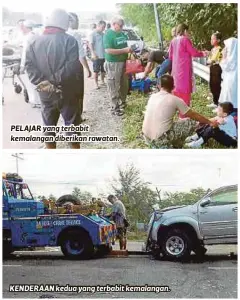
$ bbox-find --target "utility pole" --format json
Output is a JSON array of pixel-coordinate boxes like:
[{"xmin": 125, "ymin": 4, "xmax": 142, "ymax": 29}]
[
  {"xmin": 153, "ymin": 3, "xmax": 163, "ymax": 50},
  {"xmin": 11, "ymin": 153, "xmax": 24, "ymax": 174},
  {"xmin": 218, "ymin": 168, "xmax": 221, "ymax": 178}
]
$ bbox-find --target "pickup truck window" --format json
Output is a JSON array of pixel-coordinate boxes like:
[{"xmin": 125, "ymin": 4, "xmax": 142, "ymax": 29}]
[{"xmin": 209, "ymin": 190, "xmax": 237, "ymax": 206}]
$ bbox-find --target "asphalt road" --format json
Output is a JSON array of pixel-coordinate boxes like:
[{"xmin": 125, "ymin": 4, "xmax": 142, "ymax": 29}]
[
  {"xmin": 2, "ymin": 71, "xmax": 123, "ymax": 149},
  {"xmin": 3, "ymin": 251, "xmax": 237, "ymax": 298}
]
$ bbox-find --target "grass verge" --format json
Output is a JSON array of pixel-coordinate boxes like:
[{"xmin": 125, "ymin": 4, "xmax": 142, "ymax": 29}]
[
  {"xmin": 127, "ymin": 231, "xmax": 147, "ymax": 241},
  {"xmin": 122, "ymin": 79, "xmax": 231, "ymax": 149}
]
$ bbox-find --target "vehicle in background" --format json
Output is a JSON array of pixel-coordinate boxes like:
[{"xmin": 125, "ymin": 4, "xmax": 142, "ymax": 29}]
[
  {"xmin": 83, "ymin": 27, "xmax": 145, "ymax": 60},
  {"xmin": 123, "ymin": 28, "xmax": 145, "ymax": 52},
  {"xmin": 145, "ymin": 185, "xmax": 237, "ymax": 261}
]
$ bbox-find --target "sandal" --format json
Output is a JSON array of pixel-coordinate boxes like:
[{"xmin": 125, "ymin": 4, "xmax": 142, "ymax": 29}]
[{"xmin": 112, "ymin": 109, "xmax": 124, "ymax": 116}]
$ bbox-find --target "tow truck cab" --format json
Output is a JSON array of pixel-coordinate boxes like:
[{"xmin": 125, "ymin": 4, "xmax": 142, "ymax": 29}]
[{"xmin": 2, "ymin": 174, "xmax": 116, "ymax": 259}]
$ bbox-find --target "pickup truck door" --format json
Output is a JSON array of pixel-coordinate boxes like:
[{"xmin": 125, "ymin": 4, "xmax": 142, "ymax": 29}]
[{"xmin": 198, "ymin": 188, "xmax": 237, "ymax": 241}]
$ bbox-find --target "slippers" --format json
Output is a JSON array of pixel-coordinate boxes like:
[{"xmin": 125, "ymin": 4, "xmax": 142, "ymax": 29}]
[{"xmin": 112, "ymin": 109, "xmax": 124, "ymax": 116}]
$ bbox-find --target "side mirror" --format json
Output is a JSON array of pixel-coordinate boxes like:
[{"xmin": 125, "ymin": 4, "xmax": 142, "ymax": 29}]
[
  {"xmin": 140, "ymin": 36, "xmax": 144, "ymax": 41},
  {"xmin": 200, "ymin": 197, "xmax": 211, "ymax": 207}
]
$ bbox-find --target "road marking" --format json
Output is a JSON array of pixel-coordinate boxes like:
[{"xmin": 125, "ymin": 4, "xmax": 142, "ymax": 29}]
[
  {"xmin": 208, "ymin": 267, "xmax": 237, "ymax": 270},
  {"xmin": 3, "ymin": 264, "xmax": 22, "ymax": 267}
]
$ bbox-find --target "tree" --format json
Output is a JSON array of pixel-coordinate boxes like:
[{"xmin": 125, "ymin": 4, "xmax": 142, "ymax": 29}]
[
  {"xmin": 48, "ymin": 194, "xmax": 57, "ymax": 202},
  {"xmin": 72, "ymin": 187, "xmax": 92, "ymax": 203},
  {"xmin": 37, "ymin": 195, "xmax": 47, "ymax": 201},
  {"xmin": 161, "ymin": 187, "xmax": 211, "ymax": 209},
  {"xmin": 119, "ymin": 3, "xmax": 237, "ymax": 48},
  {"xmin": 111, "ymin": 164, "xmax": 158, "ymax": 224},
  {"xmin": 110, "ymin": 163, "xmax": 212, "ymax": 227}
]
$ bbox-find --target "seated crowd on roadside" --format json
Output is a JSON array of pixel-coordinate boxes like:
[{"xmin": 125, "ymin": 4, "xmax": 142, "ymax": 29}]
[
  {"xmin": 3, "ymin": 11, "xmax": 237, "ymax": 149},
  {"xmin": 141, "ymin": 24, "xmax": 237, "ymax": 149}
]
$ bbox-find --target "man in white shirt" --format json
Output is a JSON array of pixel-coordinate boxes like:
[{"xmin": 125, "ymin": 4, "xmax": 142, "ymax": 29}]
[{"xmin": 142, "ymin": 75, "xmax": 218, "ymax": 148}]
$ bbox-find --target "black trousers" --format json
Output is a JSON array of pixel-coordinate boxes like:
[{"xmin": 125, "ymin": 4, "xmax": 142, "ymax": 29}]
[
  {"xmin": 196, "ymin": 125, "xmax": 237, "ymax": 147},
  {"xmin": 209, "ymin": 64, "xmax": 222, "ymax": 105}
]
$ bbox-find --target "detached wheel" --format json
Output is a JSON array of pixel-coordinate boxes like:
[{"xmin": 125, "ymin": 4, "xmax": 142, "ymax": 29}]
[
  {"xmin": 14, "ymin": 84, "xmax": 22, "ymax": 94},
  {"xmin": 24, "ymin": 89, "xmax": 29, "ymax": 103},
  {"xmin": 60, "ymin": 230, "xmax": 94, "ymax": 259},
  {"xmin": 161, "ymin": 229, "xmax": 191, "ymax": 261},
  {"xmin": 56, "ymin": 195, "xmax": 81, "ymax": 207}
]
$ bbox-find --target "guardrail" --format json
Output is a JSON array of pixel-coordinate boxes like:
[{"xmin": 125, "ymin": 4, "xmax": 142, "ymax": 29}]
[{"xmin": 193, "ymin": 61, "xmax": 210, "ymax": 82}]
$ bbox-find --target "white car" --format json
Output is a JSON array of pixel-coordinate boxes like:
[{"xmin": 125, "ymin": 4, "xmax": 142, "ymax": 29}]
[{"xmin": 122, "ymin": 28, "xmax": 145, "ymax": 52}]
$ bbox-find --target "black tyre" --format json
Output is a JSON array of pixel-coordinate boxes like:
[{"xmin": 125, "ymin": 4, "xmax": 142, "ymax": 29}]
[
  {"xmin": 56, "ymin": 195, "xmax": 81, "ymax": 207},
  {"xmin": 24, "ymin": 89, "xmax": 29, "ymax": 103},
  {"xmin": 60, "ymin": 229, "xmax": 94, "ymax": 259},
  {"xmin": 14, "ymin": 84, "xmax": 22, "ymax": 94},
  {"xmin": 161, "ymin": 229, "xmax": 191, "ymax": 261}
]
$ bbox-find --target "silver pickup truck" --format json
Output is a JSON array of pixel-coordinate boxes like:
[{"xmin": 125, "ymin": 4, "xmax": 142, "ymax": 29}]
[{"xmin": 145, "ymin": 185, "xmax": 237, "ymax": 260}]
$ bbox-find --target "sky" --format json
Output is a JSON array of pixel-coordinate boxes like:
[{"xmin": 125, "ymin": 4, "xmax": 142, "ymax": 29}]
[
  {"xmin": 2, "ymin": 151, "xmax": 238, "ymax": 199},
  {"xmin": 2, "ymin": 0, "xmax": 118, "ymax": 13}
]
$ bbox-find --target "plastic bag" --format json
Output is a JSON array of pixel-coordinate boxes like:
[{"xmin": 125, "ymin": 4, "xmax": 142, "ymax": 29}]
[{"xmin": 126, "ymin": 59, "xmax": 145, "ymax": 74}]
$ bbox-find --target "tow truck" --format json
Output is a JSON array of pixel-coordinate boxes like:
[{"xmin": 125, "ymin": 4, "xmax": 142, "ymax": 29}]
[{"xmin": 2, "ymin": 173, "xmax": 116, "ymax": 259}]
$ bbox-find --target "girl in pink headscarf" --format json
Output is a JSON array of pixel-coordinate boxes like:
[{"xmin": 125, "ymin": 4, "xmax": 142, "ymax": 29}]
[{"xmin": 169, "ymin": 23, "xmax": 208, "ymax": 118}]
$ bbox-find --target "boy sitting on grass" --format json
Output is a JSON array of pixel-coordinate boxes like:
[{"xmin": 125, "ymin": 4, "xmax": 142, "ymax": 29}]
[{"xmin": 185, "ymin": 102, "xmax": 237, "ymax": 148}]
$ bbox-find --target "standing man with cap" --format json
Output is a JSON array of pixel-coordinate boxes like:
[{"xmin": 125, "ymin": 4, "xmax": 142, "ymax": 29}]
[
  {"xmin": 20, "ymin": 20, "xmax": 41, "ymax": 108},
  {"xmin": 25, "ymin": 9, "xmax": 83, "ymax": 149}
]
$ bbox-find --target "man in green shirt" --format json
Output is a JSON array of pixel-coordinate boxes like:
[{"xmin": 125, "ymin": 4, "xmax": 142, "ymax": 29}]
[{"xmin": 103, "ymin": 17, "xmax": 132, "ymax": 116}]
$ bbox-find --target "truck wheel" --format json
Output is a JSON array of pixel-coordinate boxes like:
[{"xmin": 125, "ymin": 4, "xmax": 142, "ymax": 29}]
[
  {"xmin": 60, "ymin": 230, "xmax": 94, "ymax": 259},
  {"xmin": 161, "ymin": 229, "xmax": 191, "ymax": 261}
]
